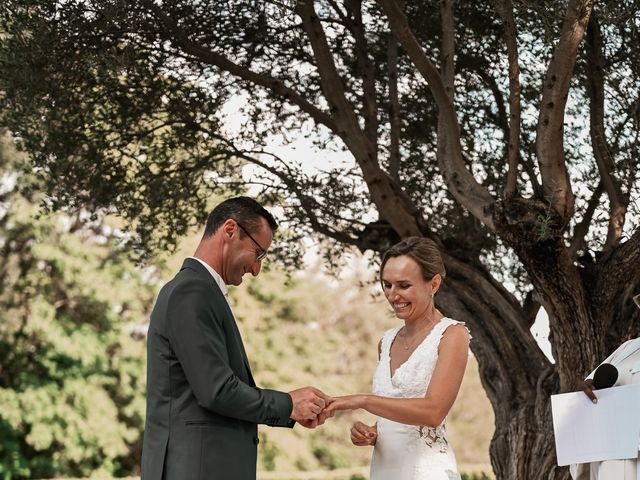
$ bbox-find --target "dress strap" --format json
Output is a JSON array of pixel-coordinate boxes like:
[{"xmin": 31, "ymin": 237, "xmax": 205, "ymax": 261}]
[
  {"xmin": 379, "ymin": 327, "xmax": 401, "ymax": 361},
  {"xmin": 432, "ymin": 318, "xmax": 472, "ymax": 345}
]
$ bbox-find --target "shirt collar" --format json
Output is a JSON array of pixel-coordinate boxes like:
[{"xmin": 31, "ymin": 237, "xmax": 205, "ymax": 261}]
[{"xmin": 187, "ymin": 256, "xmax": 229, "ymax": 298}]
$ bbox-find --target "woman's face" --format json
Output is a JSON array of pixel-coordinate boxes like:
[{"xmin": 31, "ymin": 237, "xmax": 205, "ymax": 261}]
[{"xmin": 381, "ymin": 255, "xmax": 440, "ymax": 322}]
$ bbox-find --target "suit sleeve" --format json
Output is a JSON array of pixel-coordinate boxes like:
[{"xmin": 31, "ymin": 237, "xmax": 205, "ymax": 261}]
[{"xmin": 167, "ymin": 278, "xmax": 294, "ymax": 427}]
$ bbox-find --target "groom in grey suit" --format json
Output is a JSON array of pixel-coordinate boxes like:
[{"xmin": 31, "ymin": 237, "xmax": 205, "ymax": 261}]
[{"xmin": 141, "ymin": 197, "xmax": 330, "ymax": 480}]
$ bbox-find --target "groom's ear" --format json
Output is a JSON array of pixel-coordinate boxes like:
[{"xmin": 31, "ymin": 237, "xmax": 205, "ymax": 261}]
[{"xmin": 221, "ymin": 219, "xmax": 236, "ymax": 239}]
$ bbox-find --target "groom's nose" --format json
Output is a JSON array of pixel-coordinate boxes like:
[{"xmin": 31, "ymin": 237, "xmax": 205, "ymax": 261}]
[{"xmin": 250, "ymin": 259, "xmax": 262, "ymax": 277}]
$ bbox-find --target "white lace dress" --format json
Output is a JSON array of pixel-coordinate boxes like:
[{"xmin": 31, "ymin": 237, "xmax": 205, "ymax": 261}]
[{"xmin": 370, "ymin": 317, "xmax": 467, "ymax": 480}]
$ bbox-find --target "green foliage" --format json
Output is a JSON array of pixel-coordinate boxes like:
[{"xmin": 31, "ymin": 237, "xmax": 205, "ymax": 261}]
[
  {"xmin": 461, "ymin": 472, "xmax": 494, "ymax": 480},
  {"xmin": 258, "ymin": 434, "xmax": 279, "ymax": 472},
  {"xmin": 310, "ymin": 441, "xmax": 349, "ymax": 470},
  {"xmin": 0, "ymin": 132, "xmax": 158, "ymax": 479},
  {"xmin": 0, "ymin": 1, "xmax": 247, "ymax": 257}
]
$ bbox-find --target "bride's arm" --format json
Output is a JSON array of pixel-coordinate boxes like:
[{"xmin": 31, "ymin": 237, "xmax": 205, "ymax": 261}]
[{"xmin": 327, "ymin": 324, "xmax": 469, "ymax": 427}]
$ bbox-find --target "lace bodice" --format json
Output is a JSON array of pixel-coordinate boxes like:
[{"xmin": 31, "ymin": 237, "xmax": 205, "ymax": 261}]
[{"xmin": 373, "ymin": 317, "xmax": 467, "ymax": 400}]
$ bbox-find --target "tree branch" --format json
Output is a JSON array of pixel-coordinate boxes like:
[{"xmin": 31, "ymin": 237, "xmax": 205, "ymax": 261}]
[
  {"xmin": 470, "ymin": 63, "xmax": 541, "ymax": 197},
  {"xmin": 347, "ymin": 0, "xmax": 378, "ymax": 145},
  {"xmin": 495, "ymin": 0, "xmax": 521, "ymax": 200},
  {"xmin": 325, "ymin": 0, "xmax": 348, "ymax": 22},
  {"xmin": 294, "ymin": 0, "xmax": 373, "ymax": 160},
  {"xmin": 586, "ymin": 14, "xmax": 627, "ymax": 249},
  {"xmin": 436, "ymin": 0, "xmax": 456, "ymax": 200},
  {"xmin": 522, "ymin": 290, "xmax": 541, "ymax": 329},
  {"xmin": 536, "ymin": 0, "xmax": 593, "ymax": 219},
  {"xmin": 141, "ymin": 0, "xmax": 339, "ymax": 133},
  {"xmin": 472, "ymin": 66, "xmax": 509, "ymax": 136},
  {"xmin": 190, "ymin": 127, "xmax": 366, "ymax": 245},
  {"xmin": 294, "ymin": 0, "xmax": 422, "ymax": 239},
  {"xmin": 520, "ymin": 152, "xmax": 544, "ymax": 199},
  {"xmin": 387, "ymin": 32, "xmax": 401, "ymax": 182},
  {"xmin": 376, "ymin": 0, "xmax": 496, "ymax": 231},
  {"xmin": 217, "ymin": 145, "xmax": 361, "ymax": 246},
  {"xmin": 439, "ymin": 0, "xmax": 455, "ymax": 102},
  {"xmin": 568, "ymin": 181, "xmax": 603, "ymax": 260}
]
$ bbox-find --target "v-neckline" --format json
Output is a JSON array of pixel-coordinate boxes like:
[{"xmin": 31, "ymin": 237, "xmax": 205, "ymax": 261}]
[{"xmin": 388, "ymin": 318, "xmax": 446, "ymax": 380}]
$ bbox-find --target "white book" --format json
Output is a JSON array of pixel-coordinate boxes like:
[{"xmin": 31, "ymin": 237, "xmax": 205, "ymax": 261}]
[{"xmin": 551, "ymin": 384, "xmax": 640, "ymax": 466}]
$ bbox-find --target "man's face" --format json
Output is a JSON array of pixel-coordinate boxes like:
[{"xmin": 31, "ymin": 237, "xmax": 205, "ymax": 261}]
[{"xmin": 223, "ymin": 218, "xmax": 273, "ymax": 286}]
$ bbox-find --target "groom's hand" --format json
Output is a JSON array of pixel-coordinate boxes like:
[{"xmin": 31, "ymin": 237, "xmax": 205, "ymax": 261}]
[
  {"xmin": 299, "ymin": 405, "xmax": 334, "ymax": 429},
  {"xmin": 298, "ymin": 417, "xmax": 318, "ymax": 429},
  {"xmin": 288, "ymin": 386, "xmax": 330, "ymax": 426},
  {"xmin": 316, "ymin": 399, "xmax": 335, "ymax": 426}
]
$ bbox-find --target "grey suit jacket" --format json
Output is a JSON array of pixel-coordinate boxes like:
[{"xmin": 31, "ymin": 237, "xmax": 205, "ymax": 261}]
[{"xmin": 141, "ymin": 258, "xmax": 294, "ymax": 480}]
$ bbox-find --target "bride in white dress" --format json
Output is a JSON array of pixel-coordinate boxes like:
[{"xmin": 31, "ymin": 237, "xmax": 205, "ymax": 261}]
[{"xmin": 326, "ymin": 237, "xmax": 470, "ymax": 480}]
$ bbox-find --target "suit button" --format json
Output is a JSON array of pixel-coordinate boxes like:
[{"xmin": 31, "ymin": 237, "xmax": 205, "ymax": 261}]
[{"xmin": 253, "ymin": 436, "xmax": 260, "ymax": 445}]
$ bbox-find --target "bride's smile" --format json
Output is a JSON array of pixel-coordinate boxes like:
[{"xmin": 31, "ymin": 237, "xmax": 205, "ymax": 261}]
[{"xmin": 381, "ymin": 255, "xmax": 442, "ymax": 326}]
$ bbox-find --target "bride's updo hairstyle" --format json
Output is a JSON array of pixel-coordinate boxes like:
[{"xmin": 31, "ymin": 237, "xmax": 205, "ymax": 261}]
[{"xmin": 380, "ymin": 236, "xmax": 446, "ymax": 284}]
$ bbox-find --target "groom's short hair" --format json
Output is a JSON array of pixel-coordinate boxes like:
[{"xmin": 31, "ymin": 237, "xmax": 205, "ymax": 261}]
[{"xmin": 204, "ymin": 196, "xmax": 278, "ymax": 238}]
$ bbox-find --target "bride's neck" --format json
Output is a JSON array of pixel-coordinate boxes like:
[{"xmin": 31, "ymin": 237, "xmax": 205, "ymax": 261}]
[{"xmin": 404, "ymin": 308, "xmax": 440, "ymax": 336}]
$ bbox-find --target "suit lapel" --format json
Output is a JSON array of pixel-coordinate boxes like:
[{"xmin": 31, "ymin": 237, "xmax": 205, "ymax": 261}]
[
  {"xmin": 226, "ymin": 314, "xmax": 256, "ymax": 386},
  {"xmin": 180, "ymin": 259, "xmax": 256, "ymax": 385}
]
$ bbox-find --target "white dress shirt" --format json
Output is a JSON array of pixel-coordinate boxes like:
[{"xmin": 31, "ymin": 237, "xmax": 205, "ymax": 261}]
[{"xmin": 187, "ymin": 256, "xmax": 231, "ymax": 307}]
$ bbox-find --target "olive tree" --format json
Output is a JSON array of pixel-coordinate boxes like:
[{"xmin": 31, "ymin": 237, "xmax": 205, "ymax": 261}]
[{"xmin": 1, "ymin": 1, "xmax": 638, "ymax": 478}]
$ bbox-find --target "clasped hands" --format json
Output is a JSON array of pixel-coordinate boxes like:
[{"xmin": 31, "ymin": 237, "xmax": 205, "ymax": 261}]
[
  {"xmin": 289, "ymin": 388, "xmax": 365, "ymax": 428},
  {"xmin": 288, "ymin": 386, "xmax": 333, "ymax": 428},
  {"xmin": 289, "ymin": 388, "xmax": 376, "ymax": 443}
]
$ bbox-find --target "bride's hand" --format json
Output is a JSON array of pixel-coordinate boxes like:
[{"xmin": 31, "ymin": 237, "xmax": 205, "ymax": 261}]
[
  {"xmin": 325, "ymin": 394, "xmax": 366, "ymax": 414},
  {"xmin": 350, "ymin": 421, "xmax": 377, "ymax": 446}
]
